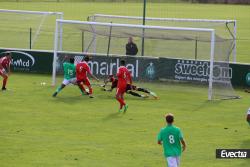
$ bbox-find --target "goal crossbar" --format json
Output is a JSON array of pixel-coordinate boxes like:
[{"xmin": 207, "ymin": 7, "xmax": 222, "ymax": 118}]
[
  {"xmin": 91, "ymin": 14, "xmax": 236, "ymax": 24},
  {"xmin": 0, "ymin": 9, "xmax": 63, "ymax": 16},
  {"xmin": 56, "ymin": 19, "xmax": 215, "ymax": 32}
]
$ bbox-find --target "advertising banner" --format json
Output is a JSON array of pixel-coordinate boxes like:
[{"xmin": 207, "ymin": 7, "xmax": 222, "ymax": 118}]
[
  {"xmin": 158, "ymin": 58, "xmax": 233, "ymax": 85},
  {"xmin": 0, "ymin": 49, "xmax": 53, "ymax": 74},
  {"xmin": 0, "ymin": 48, "xmax": 249, "ymax": 87},
  {"xmin": 56, "ymin": 53, "xmax": 159, "ymax": 81}
]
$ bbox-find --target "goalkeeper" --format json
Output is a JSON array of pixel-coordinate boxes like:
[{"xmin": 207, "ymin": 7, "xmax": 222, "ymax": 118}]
[
  {"xmin": 102, "ymin": 75, "xmax": 158, "ymax": 99},
  {"xmin": 52, "ymin": 56, "xmax": 84, "ymax": 97}
]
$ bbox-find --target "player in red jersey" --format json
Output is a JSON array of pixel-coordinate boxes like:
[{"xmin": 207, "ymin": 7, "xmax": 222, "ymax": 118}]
[
  {"xmin": 76, "ymin": 55, "xmax": 99, "ymax": 98},
  {"xmin": 116, "ymin": 60, "xmax": 132, "ymax": 112},
  {"xmin": 0, "ymin": 52, "xmax": 12, "ymax": 91}
]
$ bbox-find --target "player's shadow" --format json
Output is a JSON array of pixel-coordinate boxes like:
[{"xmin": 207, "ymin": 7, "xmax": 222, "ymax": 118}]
[
  {"xmin": 51, "ymin": 96, "xmax": 85, "ymax": 104},
  {"xmin": 102, "ymin": 112, "xmax": 122, "ymax": 121},
  {"xmin": 127, "ymin": 97, "xmax": 156, "ymax": 101}
]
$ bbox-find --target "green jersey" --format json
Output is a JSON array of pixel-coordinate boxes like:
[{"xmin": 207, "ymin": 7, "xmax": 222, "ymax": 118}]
[
  {"xmin": 157, "ymin": 125, "xmax": 183, "ymax": 157},
  {"xmin": 63, "ymin": 62, "xmax": 76, "ymax": 79}
]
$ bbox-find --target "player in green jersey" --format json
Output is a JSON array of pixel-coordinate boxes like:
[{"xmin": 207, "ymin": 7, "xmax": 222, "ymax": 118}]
[
  {"xmin": 52, "ymin": 57, "xmax": 83, "ymax": 97},
  {"xmin": 157, "ymin": 113, "xmax": 186, "ymax": 167}
]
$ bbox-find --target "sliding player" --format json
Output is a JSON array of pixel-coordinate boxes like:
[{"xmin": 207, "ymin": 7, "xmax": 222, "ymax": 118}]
[
  {"xmin": 116, "ymin": 60, "xmax": 131, "ymax": 113},
  {"xmin": 102, "ymin": 75, "xmax": 158, "ymax": 99},
  {"xmin": 53, "ymin": 57, "xmax": 83, "ymax": 97},
  {"xmin": 76, "ymin": 55, "xmax": 99, "ymax": 98},
  {"xmin": 0, "ymin": 52, "xmax": 12, "ymax": 91}
]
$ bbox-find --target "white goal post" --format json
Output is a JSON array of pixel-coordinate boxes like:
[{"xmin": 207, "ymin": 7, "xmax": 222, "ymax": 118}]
[
  {"xmin": 0, "ymin": 9, "xmax": 63, "ymax": 16},
  {"xmin": 53, "ymin": 19, "xmax": 218, "ymax": 100},
  {"xmin": 0, "ymin": 9, "xmax": 64, "ymax": 50},
  {"xmin": 89, "ymin": 14, "xmax": 237, "ymax": 62}
]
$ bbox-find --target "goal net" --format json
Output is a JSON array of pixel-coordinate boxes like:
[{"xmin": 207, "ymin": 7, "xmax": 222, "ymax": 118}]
[
  {"xmin": 0, "ymin": 9, "xmax": 63, "ymax": 50},
  {"xmin": 88, "ymin": 14, "xmax": 237, "ymax": 62},
  {"xmin": 53, "ymin": 19, "xmax": 239, "ymax": 100}
]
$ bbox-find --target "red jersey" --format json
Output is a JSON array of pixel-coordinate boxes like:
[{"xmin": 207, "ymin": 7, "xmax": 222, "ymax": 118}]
[
  {"xmin": 116, "ymin": 66, "xmax": 132, "ymax": 88},
  {"xmin": 76, "ymin": 61, "xmax": 91, "ymax": 81},
  {"xmin": 0, "ymin": 56, "xmax": 11, "ymax": 69}
]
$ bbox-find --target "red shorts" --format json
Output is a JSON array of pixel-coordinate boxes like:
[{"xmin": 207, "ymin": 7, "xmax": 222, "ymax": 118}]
[
  {"xmin": 116, "ymin": 84, "xmax": 127, "ymax": 96},
  {"xmin": 0, "ymin": 68, "xmax": 7, "ymax": 76},
  {"xmin": 77, "ymin": 77, "xmax": 91, "ymax": 86}
]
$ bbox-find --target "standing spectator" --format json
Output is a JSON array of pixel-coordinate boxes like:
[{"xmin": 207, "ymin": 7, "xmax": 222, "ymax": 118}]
[
  {"xmin": 157, "ymin": 113, "xmax": 186, "ymax": 167},
  {"xmin": 126, "ymin": 37, "xmax": 138, "ymax": 56}
]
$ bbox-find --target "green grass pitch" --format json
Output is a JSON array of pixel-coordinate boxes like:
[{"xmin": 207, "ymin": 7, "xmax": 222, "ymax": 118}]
[
  {"xmin": 0, "ymin": 1, "xmax": 250, "ymax": 167},
  {"xmin": 0, "ymin": 74, "xmax": 249, "ymax": 166}
]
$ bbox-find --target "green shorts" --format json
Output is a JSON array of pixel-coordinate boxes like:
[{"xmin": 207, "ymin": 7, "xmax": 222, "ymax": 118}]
[{"xmin": 248, "ymin": 121, "xmax": 250, "ymax": 126}]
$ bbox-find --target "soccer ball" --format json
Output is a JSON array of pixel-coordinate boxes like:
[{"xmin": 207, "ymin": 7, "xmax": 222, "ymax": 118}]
[
  {"xmin": 40, "ymin": 82, "xmax": 46, "ymax": 86},
  {"xmin": 85, "ymin": 88, "xmax": 89, "ymax": 93}
]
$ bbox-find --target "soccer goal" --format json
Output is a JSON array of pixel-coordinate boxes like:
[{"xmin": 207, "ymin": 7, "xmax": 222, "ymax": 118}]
[
  {"xmin": 88, "ymin": 14, "xmax": 237, "ymax": 62},
  {"xmin": 52, "ymin": 19, "xmax": 239, "ymax": 100},
  {"xmin": 0, "ymin": 9, "xmax": 63, "ymax": 50}
]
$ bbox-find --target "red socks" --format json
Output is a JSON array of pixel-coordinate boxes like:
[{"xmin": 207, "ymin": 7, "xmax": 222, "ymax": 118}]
[
  {"xmin": 2, "ymin": 77, "xmax": 7, "ymax": 88},
  {"xmin": 117, "ymin": 98, "xmax": 125, "ymax": 109},
  {"xmin": 88, "ymin": 86, "xmax": 93, "ymax": 95}
]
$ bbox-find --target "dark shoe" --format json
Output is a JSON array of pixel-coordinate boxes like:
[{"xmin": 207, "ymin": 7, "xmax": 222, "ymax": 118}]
[{"xmin": 52, "ymin": 92, "xmax": 58, "ymax": 97}]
